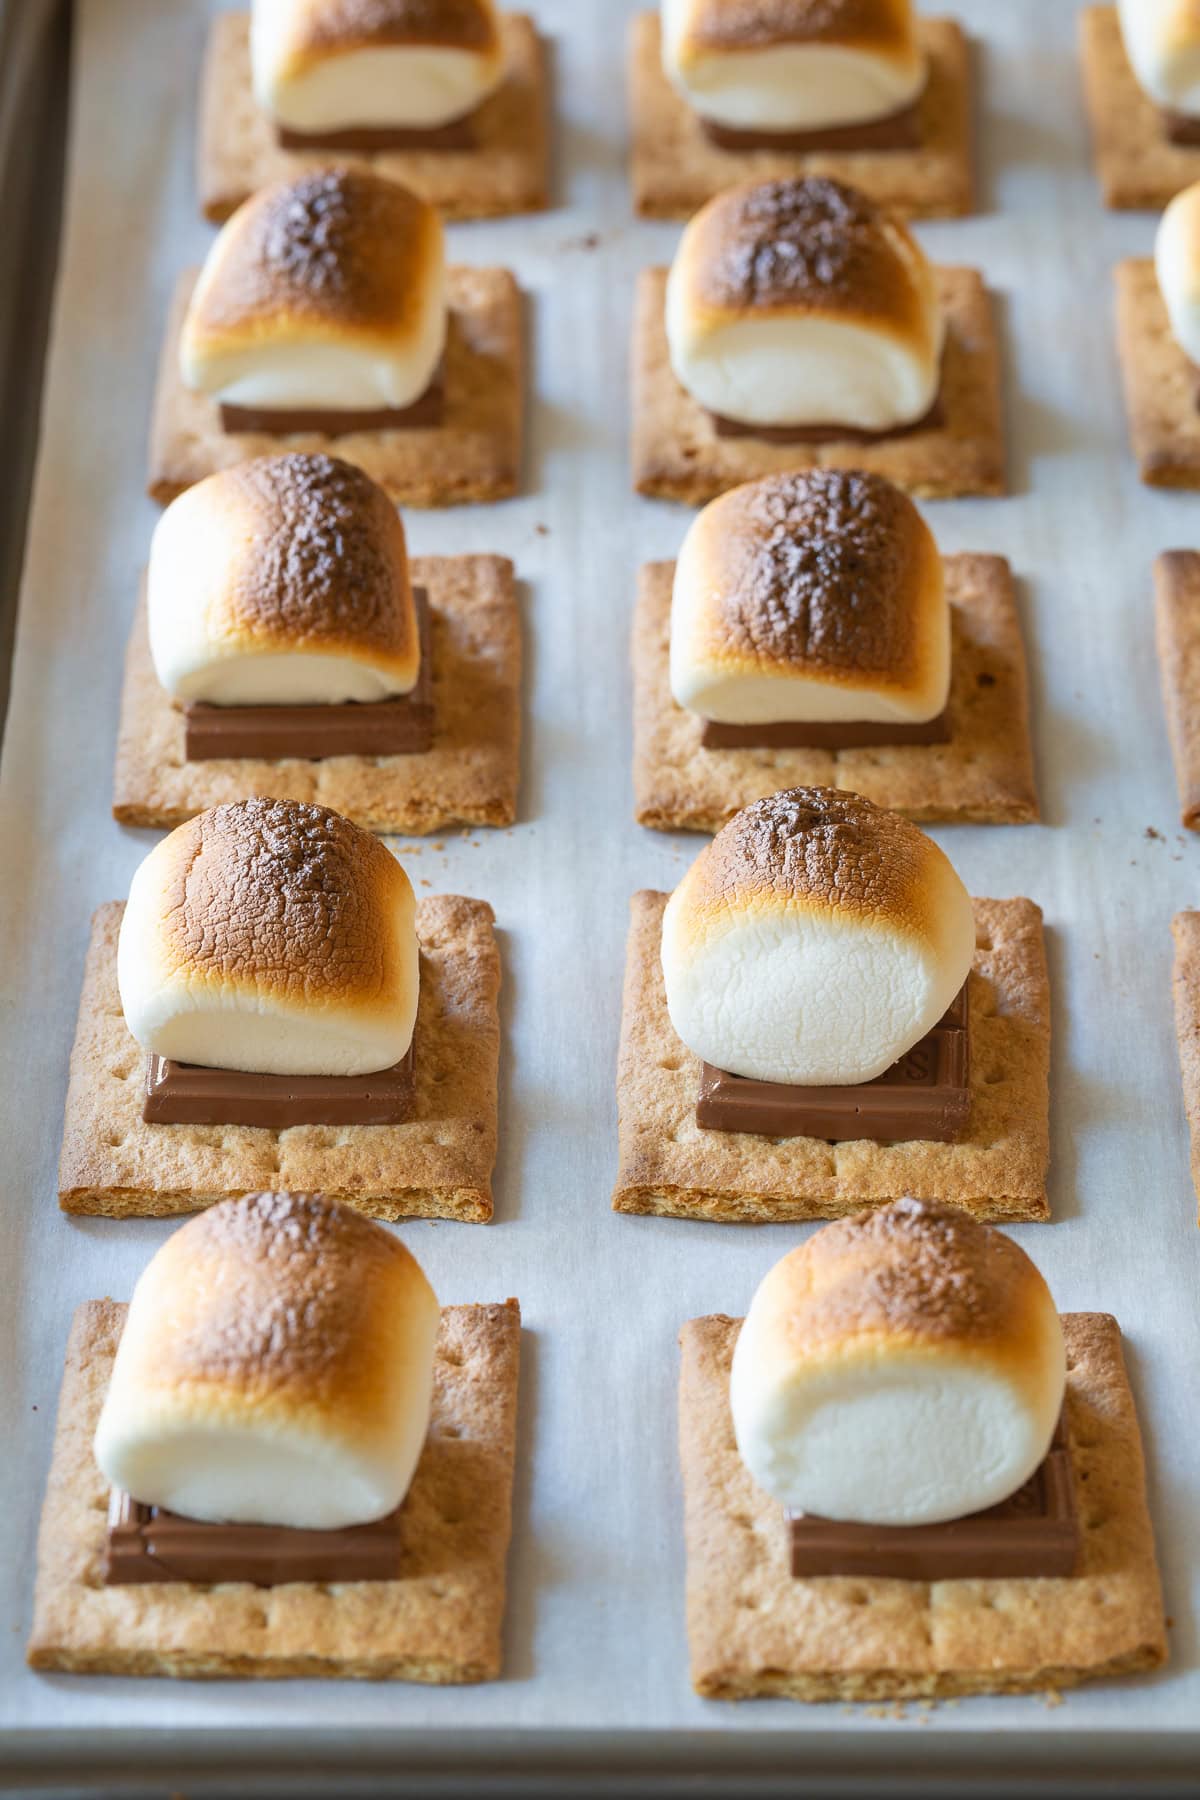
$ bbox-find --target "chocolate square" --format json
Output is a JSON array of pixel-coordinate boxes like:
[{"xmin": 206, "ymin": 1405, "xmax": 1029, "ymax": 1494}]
[
  {"xmin": 277, "ymin": 116, "xmax": 479, "ymax": 153},
  {"xmin": 142, "ymin": 1039, "xmax": 416, "ymax": 1128},
  {"xmin": 696, "ymin": 985, "xmax": 970, "ymax": 1143},
  {"xmin": 699, "ymin": 97, "xmax": 923, "ymax": 155},
  {"xmin": 699, "ymin": 706, "xmax": 952, "ymax": 751},
  {"xmin": 787, "ymin": 1416, "xmax": 1078, "ymax": 1580},
  {"xmin": 219, "ymin": 364, "xmax": 445, "ymax": 438},
  {"xmin": 105, "ymin": 1489, "xmax": 404, "ymax": 1587},
  {"xmin": 1162, "ymin": 107, "xmax": 1200, "ymax": 147},
  {"xmin": 183, "ymin": 587, "xmax": 435, "ymax": 762}
]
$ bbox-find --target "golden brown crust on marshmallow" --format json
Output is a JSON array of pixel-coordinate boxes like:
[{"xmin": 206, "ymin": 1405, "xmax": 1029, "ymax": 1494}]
[
  {"xmin": 153, "ymin": 797, "xmax": 412, "ymax": 1010},
  {"xmin": 681, "ymin": 785, "xmax": 950, "ymax": 935},
  {"xmin": 685, "ymin": 469, "xmax": 942, "ymax": 689},
  {"xmin": 759, "ymin": 1198, "xmax": 1052, "ymax": 1364},
  {"xmin": 682, "ymin": 0, "xmax": 915, "ymax": 57},
  {"xmin": 134, "ymin": 1192, "xmax": 420, "ymax": 1411},
  {"xmin": 681, "ymin": 176, "xmax": 933, "ymax": 340},
  {"xmin": 288, "ymin": 0, "xmax": 500, "ymax": 69},
  {"xmin": 188, "ymin": 168, "xmax": 441, "ymax": 352},
  {"xmin": 210, "ymin": 454, "xmax": 417, "ymax": 672}
]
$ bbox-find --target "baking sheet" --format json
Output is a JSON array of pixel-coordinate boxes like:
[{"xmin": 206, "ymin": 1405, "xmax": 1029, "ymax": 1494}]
[{"xmin": 1, "ymin": 0, "xmax": 1198, "ymax": 1765}]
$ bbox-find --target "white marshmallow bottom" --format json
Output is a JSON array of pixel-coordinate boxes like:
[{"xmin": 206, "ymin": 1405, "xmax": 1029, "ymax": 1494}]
[
  {"xmin": 1156, "ymin": 184, "xmax": 1200, "ymax": 367},
  {"xmin": 730, "ymin": 1339, "xmax": 1059, "ymax": 1526},
  {"xmin": 1118, "ymin": 0, "xmax": 1200, "ymax": 113},
  {"xmin": 182, "ymin": 304, "xmax": 447, "ymax": 410},
  {"xmin": 665, "ymin": 298, "xmax": 941, "ymax": 432},
  {"xmin": 254, "ymin": 43, "xmax": 504, "ymax": 133},
  {"xmin": 94, "ymin": 1312, "xmax": 438, "ymax": 1530},
  {"xmin": 661, "ymin": 891, "xmax": 975, "ymax": 1085},
  {"xmin": 663, "ymin": 40, "xmax": 924, "ymax": 133}
]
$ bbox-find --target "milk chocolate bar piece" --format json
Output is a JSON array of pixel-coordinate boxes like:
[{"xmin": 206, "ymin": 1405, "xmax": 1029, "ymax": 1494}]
[
  {"xmin": 700, "ymin": 707, "xmax": 951, "ymax": 750},
  {"xmin": 699, "ymin": 97, "xmax": 922, "ymax": 154},
  {"xmin": 184, "ymin": 588, "xmax": 434, "ymax": 762},
  {"xmin": 788, "ymin": 1417, "xmax": 1078, "ymax": 1580},
  {"xmin": 710, "ymin": 389, "xmax": 944, "ymax": 445},
  {"xmin": 105, "ymin": 1490, "xmax": 403, "ymax": 1587},
  {"xmin": 277, "ymin": 116, "xmax": 478, "ymax": 152},
  {"xmin": 220, "ymin": 368, "xmax": 445, "ymax": 438},
  {"xmin": 696, "ymin": 985, "xmax": 969, "ymax": 1142},
  {"xmin": 1162, "ymin": 107, "xmax": 1200, "ymax": 146},
  {"xmin": 142, "ymin": 1040, "xmax": 416, "ymax": 1127}
]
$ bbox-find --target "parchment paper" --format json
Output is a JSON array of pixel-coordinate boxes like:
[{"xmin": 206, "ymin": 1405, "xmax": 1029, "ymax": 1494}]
[{"xmin": 1, "ymin": 0, "xmax": 1197, "ymax": 1759}]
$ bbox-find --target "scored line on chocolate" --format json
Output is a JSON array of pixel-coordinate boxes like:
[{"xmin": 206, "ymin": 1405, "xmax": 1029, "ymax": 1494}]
[{"xmin": 105, "ymin": 1489, "xmax": 405, "ymax": 1587}]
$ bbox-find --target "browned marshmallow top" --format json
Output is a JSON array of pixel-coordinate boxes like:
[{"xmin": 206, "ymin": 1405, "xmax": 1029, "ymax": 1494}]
[
  {"xmin": 686, "ymin": 176, "xmax": 929, "ymax": 337},
  {"xmin": 212, "ymin": 454, "xmax": 415, "ymax": 664},
  {"xmin": 768, "ymin": 1198, "xmax": 1053, "ymax": 1358},
  {"xmin": 153, "ymin": 797, "xmax": 413, "ymax": 1010},
  {"xmin": 689, "ymin": 785, "xmax": 944, "ymax": 929},
  {"xmin": 190, "ymin": 168, "xmax": 439, "ymax": 342},
  {"xmin": 291, "ymin": 0, "xmax": 499, "ymax": 61},
  {"xmin": 147, "ymin": 1192, "xmax": 417, "ymax": 1401},
  {"xmin": 698, "ymin": 469, "xmax": 939, "ymax": 683},
  {"xmin": 684, "ymin": 0, "xmax": 914, "ymax": 52}
]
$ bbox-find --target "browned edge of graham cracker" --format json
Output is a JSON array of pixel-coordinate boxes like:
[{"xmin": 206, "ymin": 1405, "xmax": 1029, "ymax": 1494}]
[
  {"xmin": 57, "ymin": 896, "xmax": 500, "ymax": 1222},
  {"xmin": 1115, "ymin": 259, "xmax": 1200, "ymax": 488},
  {"xmin": 612, "ymin": 891, "xmax": 1050, "ymax": 1223},
  {"xmin": 1170, "ymin": 910, "xmax": 1200, "ymax": 1222},
  {"xmin": 1079, "ymin": 5, "xmax": 1200, "ymax": 210},
  {"xmin": 628, "ymin": 12, "xmax": 973, "ymax": 222},
  {"xmin": 113, "ymin": 555, "xmax": 522, "ymax": 834},
  {"xmin": 632, "ymin": 552, "xmax": 1038, "ymax": 832},
  {"xmin": 678, "ymin": 1310, "xmax": 1166, "ymax": 1701},
  {"xmin": 198, "ymin": 12, "xmax": 550, "ymax": 223},
  {"xmin": 631, "ymin": 266, "xmax": 1005, "ymax": 505},
  {"xmin": 148, "ymin": 267, "xmax": 524, "ymax": 508},
  {"xmin": 27, "ymin": 1297, "xmax": 520, "ymax": 1680},
  {"xmin": 1153, "ymin": 551, "xmax": 1200, "ymax": 829}
]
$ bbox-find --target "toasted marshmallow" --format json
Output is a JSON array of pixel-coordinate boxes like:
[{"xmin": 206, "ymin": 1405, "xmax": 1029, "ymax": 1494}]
[
  {"xmin": 666, "ymin": 176, "xmax": 943, "ymax": 431},
  {"xmin": 661, "ymin": 786, "xmax": 974, "ymax": 1085},
  {"xmin": 118, "ymin": 797, "xmax": 418, "ymax": 1077},
  {"xmin": 148, "ymin": 455, "xmax": 420, "ymax": 706},
  {"xmin": 730, "ymin": 1199, "xmax": 1067, "ymax": 1526},
  {"xmin": 662, "ymin": 0, "xmax": 924, "ymax": 132},
  {"xmin": 1156, "ymin": 180, "xmax": 1200, "ymax": 366},
  {"xmin": 180, "ymin": 168, "xmax": 446, "ymax": 411},
  {"xmin": 252, "ymin": 0, "xmax": 506, "ymax": 132},
  {"xmin": 670, "ymin": 469, "xmax": 948, "ymax": 726},
  {"xmin": 1117, "ymin": 0, "xmax": 1200, "ymax": 114},
  {"xmin": 94, "ymin": 1192, "xmax": 440, "ymax": 1529}
]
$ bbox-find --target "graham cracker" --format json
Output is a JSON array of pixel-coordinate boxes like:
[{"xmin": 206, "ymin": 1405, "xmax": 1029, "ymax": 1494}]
[
  {"xmin": 112, "ymin": 555, "xmax": 522, "ymax": 834},
  {"xmin": 631, "ymin": 266, "xmax": 1005, "ymax": 505},
  {"xmin": 629, "ymin": 12, "xmax": 973, "ymax": 221},
  {"xmin": 679, "ymin": 1310, "xmax": 1167, "ymax": 1701},
  {"xmin": 612, "ymin": 891, "xmax": 1050, "ymax": 1223},
  {"xmin": 28, "ymin": 1297, "xmax": 520, "ymax": 1681},
  {"xmin": 57, "ymin": 896, "xmax": 500, "ymax": 1222},
  {"xmin": 633, "ymin": 553, "xmax": 1037, "ymax": 832},
  {"xmin": 148, "ymin": 268, "xmax": 523, "ymax": 507},
  {"xmin": 1080, "ymin": 4, "xmax": 1200, "ymax": 210},
  {"xmin": 1170, "ymin": 910, "xmax": 1200, "ymax": 1220},
  {"xmin": 1115, "ymin": 258, "xmax": 1200, "ymax": 487},
  {"xmin": 197, "ymin": 12, "xmax": 550, "ymax": 223},
  {"xmin": 1154, "ymin": 551, "xmax": 1200, "ymax": 829}
]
